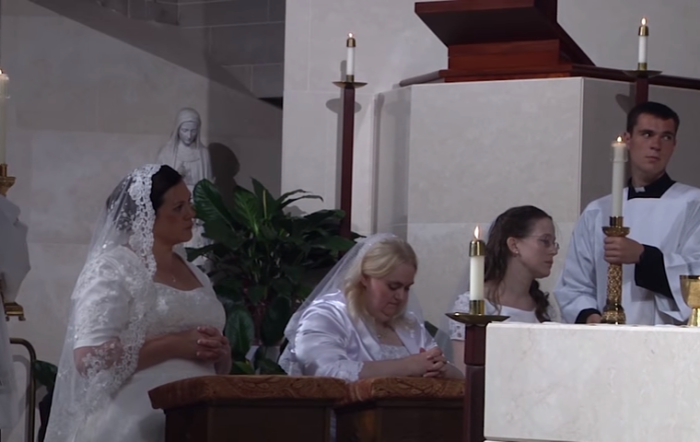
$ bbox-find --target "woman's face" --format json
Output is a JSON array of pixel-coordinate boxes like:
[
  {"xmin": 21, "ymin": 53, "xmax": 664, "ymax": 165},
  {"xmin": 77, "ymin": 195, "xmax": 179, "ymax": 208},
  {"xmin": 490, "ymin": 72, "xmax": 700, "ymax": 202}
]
[
  {"xmin": 363, "ymin": 263, "xmax": 416, "ymax": 324},
  {"xmin": 152, "ymin": 180, "xmax": 195, "ymax": 246},
  {"xmin": 510, "ymin": 217, "xmax": 559, "ymax": 279},
  {"xmin": 178, "ymin": 121, "xmax": 199, "ymax": 146}
]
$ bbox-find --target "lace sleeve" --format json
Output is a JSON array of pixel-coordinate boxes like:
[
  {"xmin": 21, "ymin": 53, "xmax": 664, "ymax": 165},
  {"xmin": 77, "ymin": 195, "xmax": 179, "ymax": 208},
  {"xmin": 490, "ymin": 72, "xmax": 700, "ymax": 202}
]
[
  {"xmin": 72, "ymin": 255, "xmax": 131, "ymax": 374},
  {"xmin": 449, "ymin": 292, "xmax": 471, "ymax": 341}
]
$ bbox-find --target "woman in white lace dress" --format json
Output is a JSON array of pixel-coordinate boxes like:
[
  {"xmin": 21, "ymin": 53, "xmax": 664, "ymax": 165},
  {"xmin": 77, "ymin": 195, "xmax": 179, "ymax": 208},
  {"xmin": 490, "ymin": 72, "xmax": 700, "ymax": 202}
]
[
  {"xmin": 279, "ymin": 234, "xmax": 463, "ymax": 381},
  {"xmin": 45, "ymin": 164, "xmax": 230, "ymax": 442},
  {"xmin": 449, "ymin": 206, "xmax": 561, "ymax": 371}
]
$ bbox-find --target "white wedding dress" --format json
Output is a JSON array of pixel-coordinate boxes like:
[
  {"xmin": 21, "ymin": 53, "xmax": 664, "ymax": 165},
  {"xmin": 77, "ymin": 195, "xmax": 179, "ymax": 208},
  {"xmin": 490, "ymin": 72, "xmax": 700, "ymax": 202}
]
[
  {"xmin": 73, "ymin": 247, "xmax": 226, "ymax": 441},
  {"xmin": 46, "ymin": 164, "xmax": 227, "ymax": 442}
]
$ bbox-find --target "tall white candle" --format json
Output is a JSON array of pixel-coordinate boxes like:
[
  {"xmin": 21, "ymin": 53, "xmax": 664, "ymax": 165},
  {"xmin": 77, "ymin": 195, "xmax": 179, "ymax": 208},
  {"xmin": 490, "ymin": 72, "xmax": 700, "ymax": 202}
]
[
  {"xmin": 0, "ymin": 71, "xmax": 8, "ymax": 164},
  {"xmin": 638, "ymin": 18, "xmax": 648, "ymax": 66},
  {"xmin": 346, "ymin": 33, "xmax": 356, "ymax": 78},
  {"xmin": 611, "ymin": 136, "xmax": 628, "ymax": 217},
  {"xmin": 469, "ymin": 226, "xmax": 485, "ymax": 301}
]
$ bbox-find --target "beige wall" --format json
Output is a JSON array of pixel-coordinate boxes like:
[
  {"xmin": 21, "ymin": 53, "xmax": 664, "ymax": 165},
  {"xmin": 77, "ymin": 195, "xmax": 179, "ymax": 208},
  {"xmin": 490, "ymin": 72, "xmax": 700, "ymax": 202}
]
[{"xmin": 2, "ymin": 0, "xmax": 281, "ymax": 440}]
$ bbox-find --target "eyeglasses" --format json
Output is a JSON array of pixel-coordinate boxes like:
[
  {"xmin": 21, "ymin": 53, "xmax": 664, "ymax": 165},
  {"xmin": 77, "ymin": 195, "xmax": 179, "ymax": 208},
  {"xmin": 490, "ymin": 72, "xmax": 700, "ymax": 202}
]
[{"xmin": 526, "ymin": 236, "xmax": 560, "ymax": 251}]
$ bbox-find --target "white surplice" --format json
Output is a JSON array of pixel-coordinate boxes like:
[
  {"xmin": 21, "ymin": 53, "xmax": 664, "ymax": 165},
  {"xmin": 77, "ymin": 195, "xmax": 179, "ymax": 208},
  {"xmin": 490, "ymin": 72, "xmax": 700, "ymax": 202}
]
[
  {"xmin": 555, "ymin": 183, "xmax": 700, "ymax": 325},
  {"xmin": 292, "ymin": 291, "xmax": 438, "ymax": 382},
  {"xmin": 0, "ymin": 196, "xmax": 30, "ymax": 429}
]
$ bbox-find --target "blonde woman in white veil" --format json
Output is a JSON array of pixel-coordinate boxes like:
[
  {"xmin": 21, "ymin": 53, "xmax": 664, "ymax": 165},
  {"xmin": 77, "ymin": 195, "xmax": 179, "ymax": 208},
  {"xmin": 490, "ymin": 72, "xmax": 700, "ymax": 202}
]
[
  {"xmin": 45, "ymin": 165, "xmax": 230, "ymax": 442},
  {"xmin": 279, "ymin": 233, "xmax": 463, "ymax": 381}
]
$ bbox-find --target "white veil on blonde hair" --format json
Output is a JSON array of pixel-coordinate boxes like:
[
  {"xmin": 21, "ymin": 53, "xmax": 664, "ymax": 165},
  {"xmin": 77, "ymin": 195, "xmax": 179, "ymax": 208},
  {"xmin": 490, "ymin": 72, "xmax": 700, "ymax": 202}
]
[{"xmin": 278, "ymin": 233, "xmax": 426, "ymax": 374}]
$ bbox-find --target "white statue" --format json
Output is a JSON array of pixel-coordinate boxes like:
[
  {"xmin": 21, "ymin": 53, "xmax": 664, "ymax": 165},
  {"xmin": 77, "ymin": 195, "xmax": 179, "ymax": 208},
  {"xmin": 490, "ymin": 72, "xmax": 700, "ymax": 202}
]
[
  {"xmin": 157, "ymin": 108, "xmax": 213, "ymax": 264},
  {"xmin": 157, "ymin": 108, "xmax": 213, "ymax": 192}
]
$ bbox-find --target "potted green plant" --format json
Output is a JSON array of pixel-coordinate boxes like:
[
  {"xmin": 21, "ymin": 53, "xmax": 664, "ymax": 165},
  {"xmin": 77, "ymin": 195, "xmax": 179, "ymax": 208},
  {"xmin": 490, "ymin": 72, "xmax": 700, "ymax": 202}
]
[{"xmin": 189, "ymin": 179, "xmax": 357, "ymax": 374}]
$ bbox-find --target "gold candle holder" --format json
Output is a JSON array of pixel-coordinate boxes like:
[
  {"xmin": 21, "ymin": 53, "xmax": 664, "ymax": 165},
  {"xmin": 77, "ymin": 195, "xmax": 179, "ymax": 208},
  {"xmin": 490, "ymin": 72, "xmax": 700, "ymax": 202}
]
[
  {"xmin": 446, "ymin": 233, "xmax": 509, "ymax": 326},
  {"xmin": 1, "ymin": 281, "xmax": 25, "ymax": 321},
  {"xmin": 680, "ymin": 275, "xmax": 700, "ymax": 326},
  {"xmin": 0, "ymin": 163, "xmax": 15, "ymax": 196},
  {"xmin": 600, "ymin": 216, "xmax": 630, "ymax": 324}
]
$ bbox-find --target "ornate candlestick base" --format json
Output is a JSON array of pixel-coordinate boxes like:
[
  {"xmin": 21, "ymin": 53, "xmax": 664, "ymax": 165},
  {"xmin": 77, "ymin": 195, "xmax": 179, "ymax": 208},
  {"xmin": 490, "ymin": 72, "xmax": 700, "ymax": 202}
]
[
  {"xmin": 446, "ymin": 299, "xmax": 509, "ymax": 326},
  {"xmin": 0, "ymin": 163, "xmax": 15, "ymax": 196},
  {"xmin": 4, "ymin": 302, "xmax": 25, "ymax": 321},
  {"xmin": 2, "ymin": 289, "xmax": 26, "ymax": 321},
  {"xmin": 680, "ymin": 275, "xmax": 700, "ymax": 326},
  {"xmin": 601, "ymin": 216, "xmax": 630, "ymax": 324}
]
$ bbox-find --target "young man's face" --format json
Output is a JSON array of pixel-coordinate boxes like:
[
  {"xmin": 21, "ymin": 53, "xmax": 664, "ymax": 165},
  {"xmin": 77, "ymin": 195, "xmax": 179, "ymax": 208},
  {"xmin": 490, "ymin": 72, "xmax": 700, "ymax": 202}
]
[{"xmin": 625, "ymin": 113, "xmax": 677, "ymax": 182}]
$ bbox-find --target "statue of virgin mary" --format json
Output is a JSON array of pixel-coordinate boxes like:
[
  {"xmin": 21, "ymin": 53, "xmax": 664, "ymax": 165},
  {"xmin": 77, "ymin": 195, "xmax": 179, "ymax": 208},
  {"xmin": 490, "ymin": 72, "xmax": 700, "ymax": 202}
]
[
  {"xmin": 156, "ymin": 108, "xmax": 213, "ymax": 192},
  {"xmin": 156, "ymin": 108, "xmax": 213, "ymax": 264}
]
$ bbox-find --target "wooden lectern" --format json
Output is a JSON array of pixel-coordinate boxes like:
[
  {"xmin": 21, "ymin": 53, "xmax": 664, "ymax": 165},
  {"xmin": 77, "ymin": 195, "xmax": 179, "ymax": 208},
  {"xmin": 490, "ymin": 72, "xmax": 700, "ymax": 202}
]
[
  {"xmin": 408, "ymin": 0, "xmax": 700, "ymax": 100},
  {"xmin": 149, "ymin": 375, "xmax": 347, "ymax": 442},
  {"xmin": 335, "ymin": 377, "xmax": 464, "ymax": 442}
]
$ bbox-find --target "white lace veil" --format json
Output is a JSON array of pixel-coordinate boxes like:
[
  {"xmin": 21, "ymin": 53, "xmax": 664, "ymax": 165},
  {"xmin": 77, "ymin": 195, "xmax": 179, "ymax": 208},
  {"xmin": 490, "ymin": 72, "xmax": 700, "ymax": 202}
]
[
  {"xmin": 45, "ymin": 164, "xmax": 162, "ymax": 441},
  {"xmin": 278, "ymin": 233, "xmax": 426, "ymax": 375}
]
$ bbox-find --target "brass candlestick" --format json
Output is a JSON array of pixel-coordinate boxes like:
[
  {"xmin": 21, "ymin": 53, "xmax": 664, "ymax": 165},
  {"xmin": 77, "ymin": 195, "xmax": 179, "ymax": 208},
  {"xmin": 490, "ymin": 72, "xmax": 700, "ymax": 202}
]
[
  {"xmin": 0, "ymin": 163, "xmax": 15, "ymax": 196},
  {"xmin": 680, "ymin": 275, "xmax": 700, "ymax": 326},
  {"xmin": 601, "ymin": 216, "xmax": 630, "ymax": 324},
  {"xmin": 446, "ymin": 234, "xmax": 509, "ymax": 326}
]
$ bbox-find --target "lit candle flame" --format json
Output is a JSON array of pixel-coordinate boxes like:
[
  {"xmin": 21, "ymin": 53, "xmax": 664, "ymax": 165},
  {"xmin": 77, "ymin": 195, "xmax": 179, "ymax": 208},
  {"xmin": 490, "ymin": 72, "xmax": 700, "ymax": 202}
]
[
  {"xmin": 641, "ymin": 18, "xmax": 647, "ymax": 26},
  {"xmin": 474, "ymin": 226, "xmax": 480, "ymax": 240},
  {"xmin": 348, "ymin": 33, "xmax": 353, "ymax": 38},
  {"xmin": 616, "ymin": 136, "xmax": 623, "ymax": 143}
]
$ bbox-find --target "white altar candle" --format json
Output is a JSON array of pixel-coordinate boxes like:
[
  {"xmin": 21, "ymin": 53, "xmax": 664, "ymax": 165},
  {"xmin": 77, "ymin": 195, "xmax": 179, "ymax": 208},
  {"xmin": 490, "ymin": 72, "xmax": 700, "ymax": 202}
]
[
  {"xmin": 469, "ymin": 226, "xmax": 485, "ymax": 301},
  {"xmin": 638, "ymin": 18, "xmax": 648, "ymax": 66},
  {"xmin": 0, "ymin": 71, "xmax": 8, "ymax": 164},
  {"xmin": 611, "ymin": 136, "xmax": 628, "ymax": 217},
  {"xmin": 346, "ymin": 33, "xmax": 356, "ymax": 77}
]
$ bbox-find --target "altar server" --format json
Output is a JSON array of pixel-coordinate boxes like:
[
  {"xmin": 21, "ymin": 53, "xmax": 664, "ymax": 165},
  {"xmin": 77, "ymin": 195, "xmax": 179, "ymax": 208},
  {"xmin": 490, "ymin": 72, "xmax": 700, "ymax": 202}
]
[
  {"xmin": 555, "ymin": 102, "xmax": 700, "ymax": 325},
  {"xmin": 0, "ymin": 194, "xmax": 30, "ymax": 429}
]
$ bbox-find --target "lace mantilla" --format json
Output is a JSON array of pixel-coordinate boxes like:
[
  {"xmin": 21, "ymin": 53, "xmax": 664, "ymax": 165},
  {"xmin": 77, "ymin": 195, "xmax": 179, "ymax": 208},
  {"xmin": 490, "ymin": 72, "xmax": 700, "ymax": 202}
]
[{"xmin": 46, "ymin": 164, "xmax": 166, "ymax": 442}]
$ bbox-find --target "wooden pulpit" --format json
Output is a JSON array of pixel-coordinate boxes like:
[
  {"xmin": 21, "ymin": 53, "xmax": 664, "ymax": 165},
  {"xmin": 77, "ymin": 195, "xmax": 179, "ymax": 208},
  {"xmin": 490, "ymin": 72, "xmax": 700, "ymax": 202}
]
[
  {"xmin": 409, "ymin": 0, "xmax": 700, "ymax": 101},
  {"xmin": 149, "ymin": 375, "xmax": 347, "ymax": 442},
  {"xmin": 335, "ymin": 377, "xmax": 464, "ymax": 442}
]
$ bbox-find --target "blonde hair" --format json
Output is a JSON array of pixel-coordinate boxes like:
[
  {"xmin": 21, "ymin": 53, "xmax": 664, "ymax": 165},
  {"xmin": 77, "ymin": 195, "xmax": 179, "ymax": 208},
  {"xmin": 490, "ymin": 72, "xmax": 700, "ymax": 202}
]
[{"xmin": 342, "ymin": 236, "xmax": 418, "ymax": 324}]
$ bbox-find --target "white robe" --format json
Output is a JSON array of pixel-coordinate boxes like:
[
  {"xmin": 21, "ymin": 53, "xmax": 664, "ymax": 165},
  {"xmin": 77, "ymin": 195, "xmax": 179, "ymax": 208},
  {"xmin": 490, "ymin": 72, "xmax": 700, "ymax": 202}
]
[
  {"xmin": 555, "ymin": 183, "xmax": 700, "ymax": 325},
  {"xmin": 292, "ymin": 291, "xmax": 438, "ymax": 382},
  {"xmin": 0, "ymin": 195, "xmax": 30, "ymax": 429}
]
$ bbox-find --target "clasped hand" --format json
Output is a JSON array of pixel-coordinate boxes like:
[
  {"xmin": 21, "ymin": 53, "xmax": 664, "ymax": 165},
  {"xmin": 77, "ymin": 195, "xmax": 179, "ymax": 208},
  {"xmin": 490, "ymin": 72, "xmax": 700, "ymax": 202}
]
[
  {"xmin": 603, "ymin": 237, "xmax": 644, "ymax": 265},
  {"xmin": 178, "ymin": 326, "xmax": 230, "ymax": 364},
  {"xmin": 406, "ymin": 347, "xmax": 447, "ymax": 378}
]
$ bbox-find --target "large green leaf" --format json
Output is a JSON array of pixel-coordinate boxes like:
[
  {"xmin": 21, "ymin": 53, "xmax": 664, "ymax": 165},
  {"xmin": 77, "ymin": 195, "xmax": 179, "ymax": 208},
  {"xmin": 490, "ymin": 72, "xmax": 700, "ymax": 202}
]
[
  {"xmin": 231, "ymin": 361, "xmax": 255, "ymax": 375},
  {"xmin": 314, "ymin": 235, "xmax": 356, "ymax": 253},
  {"xmin": 233, "ymin": 189, "xmax": 261, "ymax": 234},
  {"xmin": 193, "ymin": 180, "xmax": 235, "ymax": 229},
  {"xmin": 252, "ymin": 178, "xmax": 279, "ymax": 219},
  {"xmin": 257, "ymin": 358, "xmax": 286, "ymax": 375},
  {"xmin": 247, "ymin": 285, "xmax": 267, "ymax": 305},
  {"xmin": 224, "ymin": 303, "xmax": 255, "ymax": 360},
  {"xmin": 214, "ymin": 278, "xmax": 244, "ymax": 301},
  {"xmin": 260, "ymin": 296, "xmax": 292, "ymax": 346},
  {"xmin": 185, "ymin": 244, "xmax": 219, "ymax": 261},
  {"xmin": 279, "ymin": 194, "xmax": 324, "ymax": 209}
]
